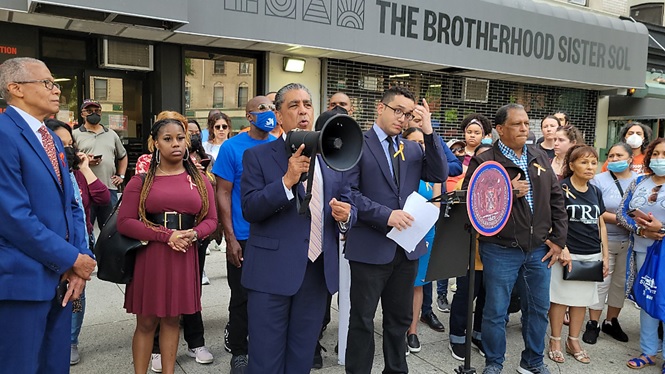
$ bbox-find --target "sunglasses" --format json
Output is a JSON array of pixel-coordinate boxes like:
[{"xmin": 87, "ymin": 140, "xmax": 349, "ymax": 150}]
[
  {"xmin": 451, "ymin": 147, "xmax": 465, "ymax": 153},
  {"xmin": 214, "ymin": 124, "xmax": 229, "ymax": 130},
  {"xmin": 649, "ymin": 185, "xmax": 662, "ymax": 204},
  {"xmin": 84, "ymin": 109, "xmax": 102, "ymax": 115},
  {"xmin": 257, "ymin": 103, "xmax": 276, "ymax": 111}
]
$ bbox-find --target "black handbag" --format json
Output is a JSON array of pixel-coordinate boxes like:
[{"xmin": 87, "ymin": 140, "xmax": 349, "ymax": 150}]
[
  {"xmin": 93, "ymin": 174, "xmax": 147, "ymax": 284},
  {"xmin": 563, "ymin": 260, "xmax": 603, "ymax": 282}
]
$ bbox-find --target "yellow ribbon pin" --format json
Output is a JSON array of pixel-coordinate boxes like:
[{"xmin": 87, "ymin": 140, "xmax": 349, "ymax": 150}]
[
  {"xmin": 425, "ymin": 182, "xmax": 432, "ymax": 191},
  {"xmin": 533, "ymin": 163, "xmax": 546, "ymax": 177},
  {"xmin": 562, "ymin": 184, "xmax": 576, "ymax": 199},
  {"xmin": 393, "ymin": 142, "xmax": 405, "ymax": 161}
]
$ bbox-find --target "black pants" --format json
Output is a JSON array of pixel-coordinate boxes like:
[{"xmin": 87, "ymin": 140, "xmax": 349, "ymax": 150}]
[
  {"xmin": 227, "ymin": 240, "xmax": 249, "ymax": 355},
  {"xmin": 89, "ymin": 190, "xmax": 117, "ymax": 230},
  {"xmin": 346, "ymin": 248, "xmax": 417, "ymax": 374},
  {"xmin": 153, "ymin": 239, "xmax": 208, "ymax": 352},
  {"xmin": 449, "ymin": 270, "xmax": 485, "ymax": 342}
]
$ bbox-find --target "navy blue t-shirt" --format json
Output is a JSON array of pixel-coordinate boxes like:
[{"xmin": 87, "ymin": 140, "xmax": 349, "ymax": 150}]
[
  {"xmin": 561, "ymin": 177, "xmax": 605, "ymax": 255},
  {"xmin": 212, "ymin": 132, "xmax": 275, "ymax": 240}
]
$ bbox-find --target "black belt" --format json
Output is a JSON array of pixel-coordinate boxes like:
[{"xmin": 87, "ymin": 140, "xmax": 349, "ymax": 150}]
[{"xmin": 147, "ymin": 212, "xmax": 196, "ymax": 230}]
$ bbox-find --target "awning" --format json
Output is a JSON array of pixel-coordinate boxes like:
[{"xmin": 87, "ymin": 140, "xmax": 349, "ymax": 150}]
[
  {"xmin": 179, "ymin": 0, "xmax": 649, "ymax": 90},
  {"xmin": 608, "ymin": 96, "xmax": 665, "ymax": 120}
]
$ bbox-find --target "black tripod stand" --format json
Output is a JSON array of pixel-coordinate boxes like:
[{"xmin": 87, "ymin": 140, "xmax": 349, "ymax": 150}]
[{"xmin": 428, "ymin": 191, "xmax": 477, "ymax": 374}]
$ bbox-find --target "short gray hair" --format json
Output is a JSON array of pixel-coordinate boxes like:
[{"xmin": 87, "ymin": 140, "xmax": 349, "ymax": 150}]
[
  {"xmin": 274, "ymin": 83, "xmax": 311, "ymax": 111},
  {"xmin": 0, "ymin": 57, "xmax": 45, "ymax": 101}
]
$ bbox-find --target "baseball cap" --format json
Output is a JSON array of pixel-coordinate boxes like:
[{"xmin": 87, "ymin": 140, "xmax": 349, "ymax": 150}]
[
  {"xmin": 81, "ymin": 99, "xmax": 101, "ymax": 111},
  {"xmin": 446, "ymin": 139, "xmax": 465, "ymax": 149}
]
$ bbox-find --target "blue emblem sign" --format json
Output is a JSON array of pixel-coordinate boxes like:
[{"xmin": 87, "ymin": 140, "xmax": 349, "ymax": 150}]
[{"xmin": 466, "ymin": 161, "xmax": 513, "ymax": 236}]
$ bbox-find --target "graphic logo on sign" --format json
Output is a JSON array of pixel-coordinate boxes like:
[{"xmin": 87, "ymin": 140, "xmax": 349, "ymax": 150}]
[
  {"xmin": 467, "ymin": 161, "xmax": 513, "ymax": 236},
  {"xmin": 224, "ymin": 0, "xmax": 258, "ymax": 13},
  {"xmin": 266, "ymin": 0, "xmax": 297, "ymax": 19},
  {"xmin": 337, "ymin": 0, "xmax": 365, "ymax": 29},
  {"xmin": 304, "ymin": 0, "xmax": 332, "ymax": 24}
]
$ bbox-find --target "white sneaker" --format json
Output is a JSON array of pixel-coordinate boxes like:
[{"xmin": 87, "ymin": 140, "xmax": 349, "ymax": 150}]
[
  {"xmin": 206, "ymin": 246, "xmax": 211, "ymax": 255},
  {"xmin": 219, "ymin": 240, "xmax": 227, "ymax": 253},
  {"xmin": 202, "ymin": 271, "xmax": 210, "ymax": 285},
  {"xmin": 187, "ymin": 346, "xmax": 214, "ymax": 364},
  {"xmin": 151, "ymin": 353, "xmax": 162, "ymax": 373}
]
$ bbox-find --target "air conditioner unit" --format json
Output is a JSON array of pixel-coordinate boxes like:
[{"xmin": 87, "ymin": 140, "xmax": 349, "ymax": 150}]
[
  {"xmin": 99, "ymin": 39, "xmax": 153, "ymax": 72},
  {"xmin": 463, "ymin": 78, "xmax": 489, "ymax": 103}
]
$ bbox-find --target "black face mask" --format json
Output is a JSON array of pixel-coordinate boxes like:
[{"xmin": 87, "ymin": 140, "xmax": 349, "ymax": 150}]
[
  {"xmin": 189, "ymin": 134, "xmax": 202, "ymax": 151},
  {"xmin": 64, "ymin": 146, "xmax": 80, "ymax": 170},
  {"xmin": 86, "ymin": 113, "xmax": 101, "ymax": 125}
]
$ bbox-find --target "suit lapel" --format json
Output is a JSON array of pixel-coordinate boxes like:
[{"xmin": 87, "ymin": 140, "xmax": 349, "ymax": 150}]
[
  {"xmin": 271, "ymin": 137, "xmax": 289, "ymax": 174},
  {"xmin": 365, "ymin": 130, "xmax": 398, "ymax": 194},
  {"xmin": 7, "ymin": 107, "xmax": 63, "ymax": 190}
]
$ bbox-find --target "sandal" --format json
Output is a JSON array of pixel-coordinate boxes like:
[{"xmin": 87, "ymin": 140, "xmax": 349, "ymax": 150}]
[
  {"xmin": 566, "ymin": 336, "xmax": 590, "ymax": 364},
  {"xmin": 626, "ymin": 354, "xmax": 656, "ymax": 369},
  {"xmin": 547, "ymin": 336, "xmax": 565, "ymax": 364}
]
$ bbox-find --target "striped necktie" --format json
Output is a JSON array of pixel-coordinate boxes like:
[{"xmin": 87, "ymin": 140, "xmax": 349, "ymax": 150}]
[
  {"xmin": 307, "ymin": 168, "xmax": 323, "ymax": 262},
  {"xmin": 38, "ymin": 125, "xmax": 62, "ymax": 185}
]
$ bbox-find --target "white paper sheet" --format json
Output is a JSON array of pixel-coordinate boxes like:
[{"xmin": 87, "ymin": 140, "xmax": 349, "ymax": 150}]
[{"xmin": 386, "ymin": 191, "xmax": 440, "ymax": 252}]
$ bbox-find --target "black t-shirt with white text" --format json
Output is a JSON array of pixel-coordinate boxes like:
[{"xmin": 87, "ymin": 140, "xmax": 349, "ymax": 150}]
[{"xmin": 561, "ymin": 177, "xmax": 605, "ymax": 255}]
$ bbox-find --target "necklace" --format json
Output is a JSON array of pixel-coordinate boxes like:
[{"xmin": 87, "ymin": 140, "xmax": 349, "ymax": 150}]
[{"xmin": 157, "ymin": 166, "xmax": 183, "ymax": 176}]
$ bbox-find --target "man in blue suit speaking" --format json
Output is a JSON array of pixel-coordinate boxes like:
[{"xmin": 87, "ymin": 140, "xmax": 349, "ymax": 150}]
[
  {"xmin": 344, "ymin": 86, "xmax": 447, "ymax": 373},
  {"xmin": 0, "ymin": 57, "xmax": 96, "ymax": 373},
  {"xmin": 240, "ymin": 83, "xmax": 357, "ymax": 373}
]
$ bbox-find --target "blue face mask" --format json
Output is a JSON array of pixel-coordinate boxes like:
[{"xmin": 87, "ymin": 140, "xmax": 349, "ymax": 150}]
[
  {"xmin": 250, "ymin": 111, "xmax": 277, "ymax": 133},
  {"xmin": 607, "ymin": 160, "xmax": 629, "ymax": 173},
  {"xmin": 651, "ymin": 159, "xmax": 665, "ymax": 176},
  {"xmin": 481, "ymin": 138, "xmax": 492, "ymax": 145}
]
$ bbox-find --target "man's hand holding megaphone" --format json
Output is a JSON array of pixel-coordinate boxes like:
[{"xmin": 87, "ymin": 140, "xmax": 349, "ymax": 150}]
[{"xmin": 283, "ymin": 144, "xmax": 310, "ymax": 190}]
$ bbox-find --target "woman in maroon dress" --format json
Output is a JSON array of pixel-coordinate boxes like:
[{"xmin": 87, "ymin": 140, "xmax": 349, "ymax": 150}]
[{"xmin": 117, "ymin": 117, "xmax": 217, "ymax": 374}]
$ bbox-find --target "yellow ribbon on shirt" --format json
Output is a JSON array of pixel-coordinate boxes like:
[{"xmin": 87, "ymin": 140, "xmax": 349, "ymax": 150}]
[
  {"xmin": 561, "ymin": 184, "xmax": 576, "ymax": 199},
  {"xmin": 393, "ymin": 142, "xmax": 405, "ymax": 161}
]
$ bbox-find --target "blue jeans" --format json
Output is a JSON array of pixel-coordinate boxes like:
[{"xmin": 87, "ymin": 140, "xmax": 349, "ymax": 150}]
[
  {"xmin": 436, "ymin": 278, "xmax": 449, "ymax": 299},
  {"xmin": 635, "ymin": 251, "xmax": 665, "ymax": 356},
  {"xmin": 70, "ymin": 290, "xmax": 86, "ymax": 345},
  {"xmin": 480, "ymin": 242, "xmax": 550, "ymax": 370}
]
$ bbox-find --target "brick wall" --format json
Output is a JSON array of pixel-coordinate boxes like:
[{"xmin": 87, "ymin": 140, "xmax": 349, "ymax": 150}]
[{"xmin": 326, "ymin": 59, "xmax": 599, "ymax": 144}]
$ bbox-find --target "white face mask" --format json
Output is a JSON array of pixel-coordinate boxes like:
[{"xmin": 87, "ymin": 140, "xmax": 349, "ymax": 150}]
[{"xmin": 626, "ymin": 133, "xmax": 643, "ymax": 149}]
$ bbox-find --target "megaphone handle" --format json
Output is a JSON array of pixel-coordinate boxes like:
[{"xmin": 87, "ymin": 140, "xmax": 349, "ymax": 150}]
[{"xmin": 295, "ymin": 153, "xmax": 317, "ymax": 215}]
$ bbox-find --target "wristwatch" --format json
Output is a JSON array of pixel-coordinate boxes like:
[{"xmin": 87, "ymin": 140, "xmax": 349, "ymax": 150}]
[
  {"xmin": 658, "ymin": 227, "xmax": 665, "ymax": 235},
  {"xmin": 116, "ymin": 174, "xmax": 125, "ymax": 179}
]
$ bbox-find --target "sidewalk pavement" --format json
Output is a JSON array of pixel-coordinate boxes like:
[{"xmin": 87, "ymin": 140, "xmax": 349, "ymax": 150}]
[{"xmin": 72, "ymin": 248, "xmax": 652, "ymax": 373}]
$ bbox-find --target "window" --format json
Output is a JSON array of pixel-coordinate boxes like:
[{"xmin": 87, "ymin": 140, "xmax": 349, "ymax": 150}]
[
  {"xmin": 213, "ymin": 86, "xmax": 224, "ymax": 108},
  {"xmin": 94, "ymin": 78, "xmax": 108, "ymax": 101},
  {"xmin": 238, "ymin": 83, "xmax": 249, "ymax": 107},
  {"xmin": 239, "ymin": 62, "xmax": 251, "ymax": 75},
  {"xmin": 184, "ymin": 83, "xmax": 191, "ymax": 109},
  {"xmin": 214, "ymin": 60, "xmax": 225, "ymax": 74}
]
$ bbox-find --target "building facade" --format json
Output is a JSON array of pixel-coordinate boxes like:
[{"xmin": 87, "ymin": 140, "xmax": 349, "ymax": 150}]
[{"xmin": 0, "ymin": 0, "xmax": 648, "ymax": 174}]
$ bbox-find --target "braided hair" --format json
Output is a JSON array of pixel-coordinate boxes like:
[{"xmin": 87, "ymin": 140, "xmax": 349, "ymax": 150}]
[{"xmin": 138, "ymin": 118, "xmax": 210, "ymax": 228}]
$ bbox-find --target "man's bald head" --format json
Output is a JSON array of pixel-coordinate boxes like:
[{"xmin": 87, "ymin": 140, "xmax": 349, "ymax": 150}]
[
  {"xmin": 328, "ymin": 92, "xmax": 353, "ymax": 116},
  {"xmin": 246, "ymin": 95, "xmax": 272, "ymax": 114}
]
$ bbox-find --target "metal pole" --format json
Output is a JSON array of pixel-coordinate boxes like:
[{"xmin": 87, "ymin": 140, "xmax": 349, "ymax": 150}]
[{"xmin": 456, "ymin": 227, "xmax": 477, "ymax": 374}]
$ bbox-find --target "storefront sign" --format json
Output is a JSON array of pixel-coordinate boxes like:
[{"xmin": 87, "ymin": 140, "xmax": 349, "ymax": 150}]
[{"xmin": 180, "ymin": 0, "xmax": 648, "ymax": 88}]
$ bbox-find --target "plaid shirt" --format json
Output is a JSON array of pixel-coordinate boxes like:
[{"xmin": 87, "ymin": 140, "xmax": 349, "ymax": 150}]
[{"xmin": 497, "ymin": 140, "xmax": 533, "ymax": 212}]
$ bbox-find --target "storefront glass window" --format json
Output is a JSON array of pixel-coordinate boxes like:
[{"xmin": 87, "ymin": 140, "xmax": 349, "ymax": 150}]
[{"xmin": 184, "ymin": 51, "xmax": 256, "ymax": 131}]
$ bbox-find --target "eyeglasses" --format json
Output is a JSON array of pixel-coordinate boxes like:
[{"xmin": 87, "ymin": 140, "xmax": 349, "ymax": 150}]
[
  {"xmin": 13, "ymin": 79, "xmax": 61, "ymax": 91},
  {"xmin": 256, "ymin": 103, "xmax": 275, "ymax": 111},
  {"xmin": 382, "ymin": 103, "xmax": 414, "ymax": 121},
  {"xmin": 84, "ymin": 109, "xmax": 101, "ymax": 115},
  {"xmin": 451, "ymin": 147, "xmax": 465, "ymax": 153},
  {"xmin": 214, "ymin": 124, "xmax": 229, "ymax": 130},
  {"xmin": 649, "ymin": 185, "xmax": 662, "ymax": 204}
]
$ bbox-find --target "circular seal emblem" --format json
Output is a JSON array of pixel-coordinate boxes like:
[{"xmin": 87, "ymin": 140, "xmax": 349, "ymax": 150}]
[{"xmin": 466, "ymin": 161, "xmax": 513, "ymax": 236}]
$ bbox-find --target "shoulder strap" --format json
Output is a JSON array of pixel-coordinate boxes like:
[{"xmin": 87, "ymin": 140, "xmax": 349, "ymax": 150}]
[
  {"xmin": 609, "ymin": 171, "xmax": 624, "ymax": 197},
  {"xmin": 112, "ymin": 173, "xmax": 146, "ymax": 211}
]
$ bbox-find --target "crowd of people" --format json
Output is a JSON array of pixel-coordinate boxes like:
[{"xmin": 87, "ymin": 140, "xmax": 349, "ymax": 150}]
[{"xmin": 3, "ymin": 56, "xmax": 665, "ymax": 374}]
